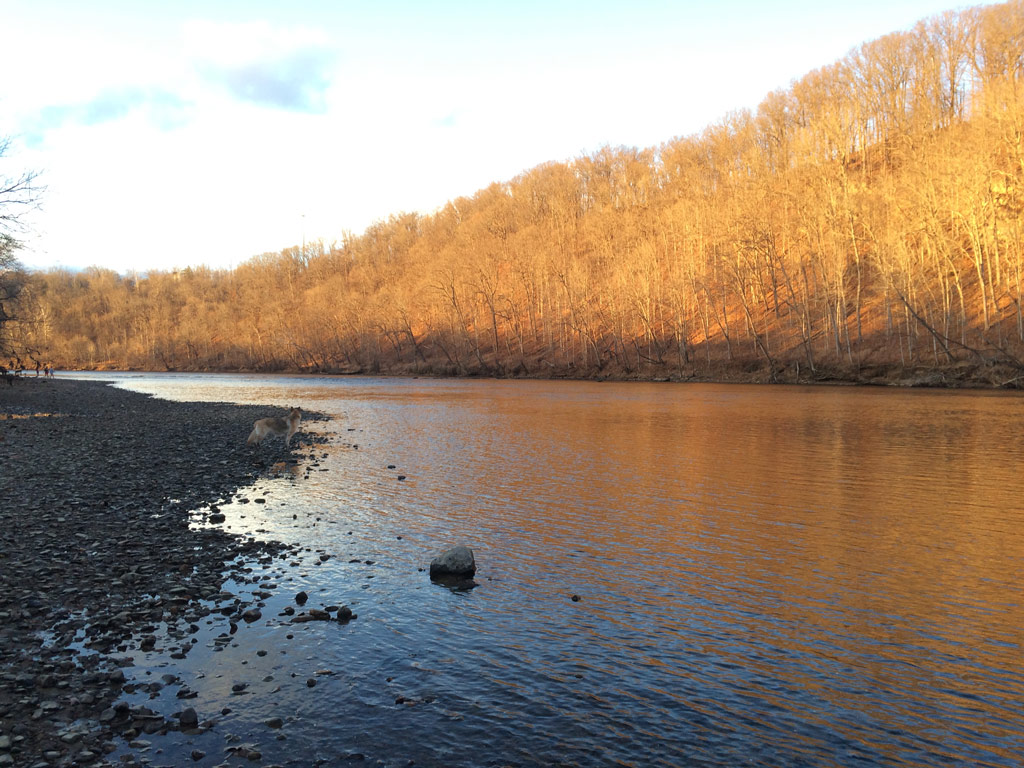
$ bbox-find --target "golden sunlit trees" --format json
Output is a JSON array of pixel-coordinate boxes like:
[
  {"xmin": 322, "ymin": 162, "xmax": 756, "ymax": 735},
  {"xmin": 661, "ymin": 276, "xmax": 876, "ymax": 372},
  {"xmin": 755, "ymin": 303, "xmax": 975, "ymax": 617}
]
[{"xmin": 17, "ymin": 1, "xmax": 1024, "ymax": 386}]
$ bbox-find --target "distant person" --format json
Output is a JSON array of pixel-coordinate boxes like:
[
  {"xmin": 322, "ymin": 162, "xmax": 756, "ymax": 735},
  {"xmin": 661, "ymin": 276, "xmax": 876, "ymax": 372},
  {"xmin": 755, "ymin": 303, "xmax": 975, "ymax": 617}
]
[{"xmin": 34, "ymin": 360, "xmax": 40, "ymax": 377}]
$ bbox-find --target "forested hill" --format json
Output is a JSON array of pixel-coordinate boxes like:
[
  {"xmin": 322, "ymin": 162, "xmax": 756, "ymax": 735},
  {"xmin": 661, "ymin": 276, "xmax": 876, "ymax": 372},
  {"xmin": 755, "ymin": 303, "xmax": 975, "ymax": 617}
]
[{"xmin": 13, "ymin": 2, "xmax": 1024, "ymax": 388}]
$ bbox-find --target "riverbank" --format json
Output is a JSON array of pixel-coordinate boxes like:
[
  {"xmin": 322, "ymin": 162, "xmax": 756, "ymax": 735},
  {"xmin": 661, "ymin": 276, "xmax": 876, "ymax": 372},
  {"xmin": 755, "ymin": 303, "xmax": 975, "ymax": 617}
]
[
  {"xmin": 0, "ymin": 378, "xmax": 323, "ymax": 767},
  {"xmin": 72, "ymin": 357, "xmax": 1024, "ymax": 389}
]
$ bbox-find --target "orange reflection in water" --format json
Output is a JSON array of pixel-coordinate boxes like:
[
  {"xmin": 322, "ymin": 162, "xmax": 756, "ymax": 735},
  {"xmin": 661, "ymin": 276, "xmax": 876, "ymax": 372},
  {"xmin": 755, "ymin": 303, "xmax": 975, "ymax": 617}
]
[
  {"xmin": 383, "ymin": 381, "xmax": 1024, "ymax": 761},
  {"xmin": 72, "ymin": 372, "xmax": 1024, "ymax": 765}
]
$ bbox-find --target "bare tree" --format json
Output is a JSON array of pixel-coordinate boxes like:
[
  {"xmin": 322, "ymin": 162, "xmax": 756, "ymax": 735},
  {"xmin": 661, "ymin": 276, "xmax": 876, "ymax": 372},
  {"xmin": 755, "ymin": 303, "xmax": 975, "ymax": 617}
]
[{"xmin": 0, "ymin": 136, "xmax": 43, "ymax": 355}]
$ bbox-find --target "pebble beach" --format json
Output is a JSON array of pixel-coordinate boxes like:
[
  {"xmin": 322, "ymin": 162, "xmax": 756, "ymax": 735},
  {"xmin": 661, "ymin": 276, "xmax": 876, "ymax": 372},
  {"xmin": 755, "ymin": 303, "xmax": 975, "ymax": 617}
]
[{"xmin": 0, "ymin": 377, "xmax": 321, "ymax": 767}]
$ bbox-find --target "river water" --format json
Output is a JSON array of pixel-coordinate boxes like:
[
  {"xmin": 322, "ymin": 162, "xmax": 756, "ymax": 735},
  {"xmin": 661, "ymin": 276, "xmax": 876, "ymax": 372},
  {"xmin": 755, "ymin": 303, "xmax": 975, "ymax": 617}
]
[{"xmin": 70, "ymin": 372, "xmax": 1024, "ymax": 766}]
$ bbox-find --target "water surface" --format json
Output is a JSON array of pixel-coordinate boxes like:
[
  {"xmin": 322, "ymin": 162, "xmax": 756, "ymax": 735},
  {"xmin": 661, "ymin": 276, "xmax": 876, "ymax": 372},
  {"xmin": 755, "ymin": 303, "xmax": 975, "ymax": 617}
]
[{"xmin": 70, "ymin": 372, "xmax": 1024, "ymax": 767}]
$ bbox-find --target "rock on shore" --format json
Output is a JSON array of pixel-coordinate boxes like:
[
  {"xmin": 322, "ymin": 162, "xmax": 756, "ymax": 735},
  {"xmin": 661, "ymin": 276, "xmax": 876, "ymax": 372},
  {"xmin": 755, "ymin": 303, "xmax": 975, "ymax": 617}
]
[{"xmin": 0, "ymin": 377, "xmax": 319, "ymax": 767}]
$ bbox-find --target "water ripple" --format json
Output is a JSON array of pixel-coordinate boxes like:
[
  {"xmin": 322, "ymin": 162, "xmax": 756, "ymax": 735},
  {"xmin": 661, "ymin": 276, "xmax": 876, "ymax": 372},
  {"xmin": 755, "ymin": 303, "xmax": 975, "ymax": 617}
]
[{"xmin": 74, "ymin": 372, "xmax": 1024, "ymax": 767}]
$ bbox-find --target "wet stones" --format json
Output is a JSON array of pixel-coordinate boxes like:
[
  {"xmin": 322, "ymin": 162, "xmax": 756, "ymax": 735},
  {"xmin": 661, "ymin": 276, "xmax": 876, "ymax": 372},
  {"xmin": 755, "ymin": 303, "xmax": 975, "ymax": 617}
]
[
  {"xmin": 227, "ymin": 744, "xmax": 263, "ymax": 760},
  {"xmin": 0, "ymin": 379, "xmax": 327, "ymax": 766},
  {"xmin": 290, "ymin": 604, "xmax": 356, "ymax": 624}
]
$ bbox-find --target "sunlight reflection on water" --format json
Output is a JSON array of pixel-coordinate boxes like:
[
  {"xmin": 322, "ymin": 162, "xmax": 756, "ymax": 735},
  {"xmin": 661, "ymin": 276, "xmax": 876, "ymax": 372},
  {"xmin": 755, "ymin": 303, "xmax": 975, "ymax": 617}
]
[{"xmin": 71, "ymin": 372, "xmax": 1024, "ymax": 767}]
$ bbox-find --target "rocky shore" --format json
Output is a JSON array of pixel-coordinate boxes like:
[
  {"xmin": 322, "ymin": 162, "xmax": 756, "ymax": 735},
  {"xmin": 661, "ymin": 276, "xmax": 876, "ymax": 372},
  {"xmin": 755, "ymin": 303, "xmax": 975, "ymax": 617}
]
[{"xmin": 0, "ymin": 378, "xmax": 322, "ymax": 767}]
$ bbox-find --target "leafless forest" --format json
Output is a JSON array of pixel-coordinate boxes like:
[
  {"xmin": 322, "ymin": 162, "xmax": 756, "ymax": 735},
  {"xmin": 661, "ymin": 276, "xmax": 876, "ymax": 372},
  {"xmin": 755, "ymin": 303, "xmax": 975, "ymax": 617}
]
[{"xmin": 12, "ymin": 3, "xmax": 1024, "ymax": 385}]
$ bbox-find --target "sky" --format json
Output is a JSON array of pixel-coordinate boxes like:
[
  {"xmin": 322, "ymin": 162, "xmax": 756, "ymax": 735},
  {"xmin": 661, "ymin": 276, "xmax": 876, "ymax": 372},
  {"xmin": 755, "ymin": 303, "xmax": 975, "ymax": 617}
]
[{"xmin": 2, "ymin": 0, "xmax": 971, "ymax": 275}]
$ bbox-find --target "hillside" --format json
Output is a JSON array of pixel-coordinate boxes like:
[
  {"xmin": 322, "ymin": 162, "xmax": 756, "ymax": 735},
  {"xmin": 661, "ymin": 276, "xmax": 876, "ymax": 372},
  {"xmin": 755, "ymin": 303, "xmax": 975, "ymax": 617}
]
[{"xmin": 12, "ymin": 1, "xmax": 1024, "ymax": 388}]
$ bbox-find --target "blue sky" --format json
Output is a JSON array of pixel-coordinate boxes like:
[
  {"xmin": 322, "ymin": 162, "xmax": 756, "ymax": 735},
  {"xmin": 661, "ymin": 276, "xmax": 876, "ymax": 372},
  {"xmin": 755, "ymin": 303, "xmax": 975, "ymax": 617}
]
[{"xmin": 2, "ymin": 0, "xmax": 971, "ymax": 273}]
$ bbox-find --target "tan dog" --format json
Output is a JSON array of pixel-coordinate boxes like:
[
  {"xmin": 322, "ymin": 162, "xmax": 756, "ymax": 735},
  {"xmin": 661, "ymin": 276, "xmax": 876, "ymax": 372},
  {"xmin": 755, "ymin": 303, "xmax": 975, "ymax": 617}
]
[{"xmin": 247, "ymin": 407, "xmax": 302, "ymax": 447}]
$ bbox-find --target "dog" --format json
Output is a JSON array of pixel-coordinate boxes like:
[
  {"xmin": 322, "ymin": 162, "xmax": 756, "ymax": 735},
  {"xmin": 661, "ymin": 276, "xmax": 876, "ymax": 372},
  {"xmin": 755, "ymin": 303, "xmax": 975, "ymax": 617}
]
[{"xmin": 247, "ymin": 407, "xmax": 302, "ymax": 447}]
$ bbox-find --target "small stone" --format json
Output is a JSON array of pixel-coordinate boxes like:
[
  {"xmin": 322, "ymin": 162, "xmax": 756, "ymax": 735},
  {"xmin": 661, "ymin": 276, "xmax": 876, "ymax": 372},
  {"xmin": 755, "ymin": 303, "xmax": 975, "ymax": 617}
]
[
  {"xmin": 191, "ymin": 750, "xmax": 206, "ymax": 761},
  {"xmin": 295, "ymin": 591, "xmax": 308, "ymax": 605},
  {"xmin": 571, "ymin": 594, "xmax": 581, "ymax": 602},
  {"xmin": 179, "ymin": 707, "xmax": 199, "ymax": 729},
  {"xmin": 306, "ymin": 678, "xmax": 316, "ymax": 687},
  {"xmin": 241, "ymin": 608, "xmax": 262, "ymax": 623},
  {"xmin": 264, "ymin": 717, "xmax": 284, "ymax": 729}
]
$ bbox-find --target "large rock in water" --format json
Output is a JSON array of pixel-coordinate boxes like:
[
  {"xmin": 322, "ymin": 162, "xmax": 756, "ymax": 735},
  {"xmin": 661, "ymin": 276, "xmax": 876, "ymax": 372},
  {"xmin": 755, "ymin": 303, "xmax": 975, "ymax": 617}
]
[{"xmin": 429, "ymin": 545, "xmax": 476, "ymax": 577}]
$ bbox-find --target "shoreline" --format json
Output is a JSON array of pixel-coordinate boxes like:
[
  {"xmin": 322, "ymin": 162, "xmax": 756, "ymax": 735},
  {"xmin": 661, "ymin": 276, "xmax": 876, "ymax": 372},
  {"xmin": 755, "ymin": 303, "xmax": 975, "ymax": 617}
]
[
  {"xmin": 0, "ymin": 378, "xmax": 323, "ymax": 767},
  {"xmin": 58, "ymin": 357, "xmax": 1024, "ymax": 390}
]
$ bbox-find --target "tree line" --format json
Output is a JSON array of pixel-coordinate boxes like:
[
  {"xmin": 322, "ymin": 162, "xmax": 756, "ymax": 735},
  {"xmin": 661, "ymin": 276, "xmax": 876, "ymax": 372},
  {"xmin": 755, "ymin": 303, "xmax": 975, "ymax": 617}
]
[{"xmin": 8, "ymin": 2, "xmax": 1024, "ymax": 385}]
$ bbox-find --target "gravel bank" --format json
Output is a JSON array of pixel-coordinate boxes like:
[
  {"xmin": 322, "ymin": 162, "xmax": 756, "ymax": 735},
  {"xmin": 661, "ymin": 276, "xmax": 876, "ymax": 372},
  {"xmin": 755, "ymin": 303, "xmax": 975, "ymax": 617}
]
[{"xmin": 0, "ymin": 377, "xmax": 322, "ymax": 767}]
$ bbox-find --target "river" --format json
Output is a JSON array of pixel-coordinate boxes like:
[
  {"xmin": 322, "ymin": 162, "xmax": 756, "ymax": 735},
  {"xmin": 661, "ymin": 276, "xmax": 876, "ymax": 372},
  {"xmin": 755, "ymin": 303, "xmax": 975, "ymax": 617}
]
[{"xmin": 68, "ymin": 372, "xmax": 1024, "ymax": 767}]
